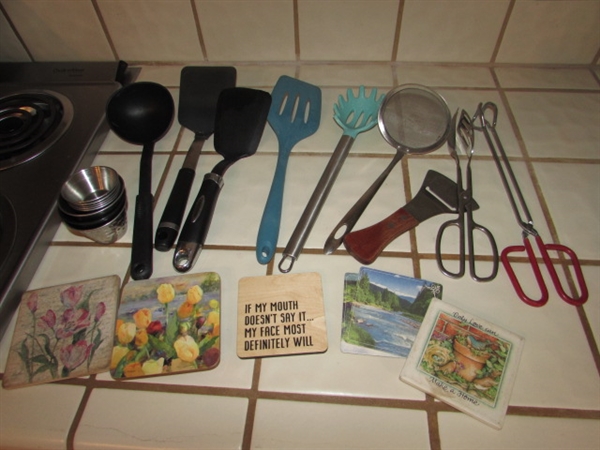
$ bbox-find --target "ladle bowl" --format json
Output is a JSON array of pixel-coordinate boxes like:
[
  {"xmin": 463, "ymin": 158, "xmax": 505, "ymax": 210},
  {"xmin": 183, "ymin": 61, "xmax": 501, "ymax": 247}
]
[
  {"xmin": 106, "ymin": 81, "xmax": 174, "ymax": 280},
  {"xmin": 106, "ymin": 82, "xmax": 174, "ymax": 145}
]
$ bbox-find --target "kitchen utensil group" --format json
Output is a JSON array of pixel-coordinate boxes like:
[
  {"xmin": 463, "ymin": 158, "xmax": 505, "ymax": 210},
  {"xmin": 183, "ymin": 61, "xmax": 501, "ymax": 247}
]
[{"xmin": 98, "ymin": 68, "xmax": 587, "ymax": 307}]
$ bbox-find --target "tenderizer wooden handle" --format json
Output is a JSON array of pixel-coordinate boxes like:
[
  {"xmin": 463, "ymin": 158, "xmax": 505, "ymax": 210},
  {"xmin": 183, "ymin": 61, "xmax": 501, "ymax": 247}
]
[{"xmin": 343, "ymin": 208, "xmax": 419, "ymax": 265}]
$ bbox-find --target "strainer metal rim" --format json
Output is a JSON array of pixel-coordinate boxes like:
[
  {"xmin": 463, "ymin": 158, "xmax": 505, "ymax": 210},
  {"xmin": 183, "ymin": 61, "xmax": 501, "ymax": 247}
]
[{"xmin": 377, "ymin": 83, "xmax": 452, "ymax": 154}]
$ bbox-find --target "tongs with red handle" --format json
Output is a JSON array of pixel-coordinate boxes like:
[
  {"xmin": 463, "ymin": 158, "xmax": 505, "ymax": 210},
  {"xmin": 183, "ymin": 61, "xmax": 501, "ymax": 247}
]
[
  {"xmin": 502, "ymin": 232, "xmax": 588, "ymax": 306},
  {"xmin": 475, "ymin": 102, "xmax": 588, "ymax": 307}
]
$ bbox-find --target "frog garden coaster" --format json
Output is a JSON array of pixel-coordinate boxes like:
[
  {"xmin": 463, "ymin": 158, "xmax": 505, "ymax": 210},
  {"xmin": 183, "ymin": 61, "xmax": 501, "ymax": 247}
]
[
  {"xmin": 3, "ymin": 275, "xmax": 120, "ymax": 389},
  {"xmin": 400, "ymin": 299, "xmax": 524, "ymax": 430},
  {"xmin": 110, "ymin": 272, "xmax": 221, "ymax": 379}
]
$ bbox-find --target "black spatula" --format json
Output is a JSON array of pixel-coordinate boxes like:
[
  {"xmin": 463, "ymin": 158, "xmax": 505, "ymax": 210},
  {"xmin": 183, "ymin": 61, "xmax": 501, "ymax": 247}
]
[
  {"xmin": 155, "ymin": 66, "xmax": 236, "ymax": 251},
  {"xmin": 173, "ymin": 87, "xmax": 271, "ymax": 272}
]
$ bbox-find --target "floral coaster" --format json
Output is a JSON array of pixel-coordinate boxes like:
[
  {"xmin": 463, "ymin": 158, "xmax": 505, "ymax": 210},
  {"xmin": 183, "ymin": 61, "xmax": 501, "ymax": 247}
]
[
  {"xmin": 111, "ymin": 272, "xmax": 221, "ymax": 379},
  {"xmin": 3, "ymin": 275, "xmax": 121, "ymax": 389}
]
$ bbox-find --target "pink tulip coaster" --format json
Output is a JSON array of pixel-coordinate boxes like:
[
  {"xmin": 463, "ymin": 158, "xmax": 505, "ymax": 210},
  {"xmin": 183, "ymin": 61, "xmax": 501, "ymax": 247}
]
[
  {"xmin": 110, "ymin": 272, "xmax": 221, "ymax": 380},
  {"xmin": 3, "ymin": 275, "xmax": 120, "ymax": 389}
]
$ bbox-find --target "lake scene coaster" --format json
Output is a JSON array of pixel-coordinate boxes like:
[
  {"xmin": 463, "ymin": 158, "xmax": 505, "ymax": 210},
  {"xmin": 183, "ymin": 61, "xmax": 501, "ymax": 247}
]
[
  {"xmin": 341, "ymin": 267, "xmax": 442, "ymax": 358},
  {"xmin": 3, "ymin": 275, "xmax": 120, "ymax": 389},
  {"xmin": 111, "ymin": 272, "xmax": 221, "ymax": 379},
  {"xmin": 400, "ymin": 299, "xmax": 524, "ymax": 430}
]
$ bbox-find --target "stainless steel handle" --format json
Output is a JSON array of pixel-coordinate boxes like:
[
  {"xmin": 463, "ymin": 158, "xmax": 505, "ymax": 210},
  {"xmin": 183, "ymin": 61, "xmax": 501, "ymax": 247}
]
[
  {"xmin": 279, "ymin": 134, "xmax": 355, "ymax": 273},
  {"xmin": 323, "ymin": 150, "xmax": 404, "ymax": 254}
]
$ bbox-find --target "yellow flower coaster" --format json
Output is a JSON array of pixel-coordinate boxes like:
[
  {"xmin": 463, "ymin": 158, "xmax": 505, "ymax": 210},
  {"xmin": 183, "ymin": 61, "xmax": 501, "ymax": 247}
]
[
  {"xmin": 3, "ymin": 275, "xmax": 120, "ymax": 389},
  {"xmin": 237, "ymin": 272, "xmax": 328, "ymax": 358},
  {"xmin": 110, "ymin": 272, "xmax": 221, "ymax": 379}
]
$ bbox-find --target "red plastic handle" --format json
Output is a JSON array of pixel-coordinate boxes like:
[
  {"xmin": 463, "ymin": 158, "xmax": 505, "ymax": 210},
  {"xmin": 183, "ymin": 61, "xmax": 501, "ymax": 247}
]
[{"xmin": 501, "ymin": 235, "xmax": 588, "ymax": 307}]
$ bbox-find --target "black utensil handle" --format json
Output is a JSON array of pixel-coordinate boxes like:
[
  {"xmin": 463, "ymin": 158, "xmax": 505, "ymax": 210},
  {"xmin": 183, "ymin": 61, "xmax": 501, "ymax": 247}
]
[
  {"xmin": 131, "ymin": 192, "xmax": 154, "ymax": 280},
  {"xmin": 155, "ymin": 167, "xmax": 195, "ymax": 251},
  {"xmin": 173, "ymin": 173, "xmax": 224, "ymax": 272}
]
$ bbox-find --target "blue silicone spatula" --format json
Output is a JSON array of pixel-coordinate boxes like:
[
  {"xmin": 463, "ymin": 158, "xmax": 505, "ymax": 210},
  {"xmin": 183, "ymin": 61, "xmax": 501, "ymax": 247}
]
[{"xmin": 255, "ymin": 76, "xmax": 321, "ymax": 264}]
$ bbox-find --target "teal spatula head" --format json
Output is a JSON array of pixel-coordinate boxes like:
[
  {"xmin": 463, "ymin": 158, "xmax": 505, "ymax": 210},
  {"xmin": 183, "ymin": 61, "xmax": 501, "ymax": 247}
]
[{"xmin": 333, "ymin": 86, "xmax": 384, "ymax": 139}]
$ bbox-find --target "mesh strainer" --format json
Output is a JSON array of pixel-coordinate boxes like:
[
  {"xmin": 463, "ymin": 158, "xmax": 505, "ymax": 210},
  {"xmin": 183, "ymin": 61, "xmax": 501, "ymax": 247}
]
[{"xmin": 324, "ymin": 84, "xmax": 451, "ymax": 254}]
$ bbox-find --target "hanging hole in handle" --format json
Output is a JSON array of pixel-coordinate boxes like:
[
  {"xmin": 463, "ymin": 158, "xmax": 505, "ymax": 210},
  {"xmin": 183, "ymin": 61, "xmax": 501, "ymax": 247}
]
[
  {"xmin": 278, "ymin": 255, "xmax": 295, "ymax": 273},
  {"xmin": 324, "ymin": 223, "xmax": 349, "ymax": 255},
  {"xmin": 173, "ymin": 247, "xmax": 196, "ymax": 273},
  {"xmin": 333, "ymin": 223, "xmax": 349, "ymax": 241},
  {"xmin": 131, "ymin": 263, "xmax": 149, "ymax": 279},
  {"xmin": 258, "ymin": 246, "xmax": 273, "ymax": 265}
]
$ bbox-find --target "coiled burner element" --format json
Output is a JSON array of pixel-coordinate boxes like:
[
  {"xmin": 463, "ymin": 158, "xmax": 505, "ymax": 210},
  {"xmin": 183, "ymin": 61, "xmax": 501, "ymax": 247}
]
[{"xmin": 0, "ymin": 91, "xmax": 73, "ymax": 170}]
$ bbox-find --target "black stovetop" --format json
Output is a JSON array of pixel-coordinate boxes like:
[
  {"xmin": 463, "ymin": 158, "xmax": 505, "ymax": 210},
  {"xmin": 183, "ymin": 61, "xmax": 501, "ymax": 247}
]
[{"xmin": 0, "ymin": 61, "xmax": 131, "ymax": 340}]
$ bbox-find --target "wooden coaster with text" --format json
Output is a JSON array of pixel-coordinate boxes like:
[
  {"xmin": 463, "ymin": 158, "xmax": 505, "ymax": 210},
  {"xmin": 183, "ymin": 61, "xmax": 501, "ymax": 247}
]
[{"xmin": 237, "ymin": 272, "xmax": 328, "ymax": 358}]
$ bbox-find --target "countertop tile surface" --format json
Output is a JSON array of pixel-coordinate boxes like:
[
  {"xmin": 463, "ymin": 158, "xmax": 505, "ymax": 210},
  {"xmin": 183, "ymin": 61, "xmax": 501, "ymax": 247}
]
[
  {"xmin": 75, "ymin": 389, "xmax": 248, "ymax": 449},
  {"xmin": 0, "ymin": 384, "xmax": 86, "ymax": 449},
  {"xmin": 0, "ymin": 64, "xmax": 598, "ymax": 450},
  {"xmin": 252, "ymin": 399, "xmax": 430, "ymax": 449},
  {"xmin": 397, "ymin": 0, "xmax": 510, "ymax": 63}
]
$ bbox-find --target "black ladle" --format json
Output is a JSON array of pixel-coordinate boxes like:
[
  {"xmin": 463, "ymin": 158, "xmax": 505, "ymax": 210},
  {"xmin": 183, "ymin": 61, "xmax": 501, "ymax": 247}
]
[
  {"xmin": 106, "ymin": 82, "xmax": 174, "ymax": 280},
  {"xmin": 173, "ymin": 87, "xmax": 271, "ymax": 272}
]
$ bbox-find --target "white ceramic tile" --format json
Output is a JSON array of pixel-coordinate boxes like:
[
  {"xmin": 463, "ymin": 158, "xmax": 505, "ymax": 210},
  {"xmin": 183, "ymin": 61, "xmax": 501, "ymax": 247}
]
[
  {"xmin": 505, "ymin": 92, "xmax": 600, "ymax": 160},
  {"xmin": 582, "ymin": 266, "xmax": 600, "ymax": 351},
  {"xmin": 98, "ymin": 0, "xmax": 203, "ymax": 62},
  {"xmin": 395, "ymin": 66, "xmax": 496, "ymax": 88},
  {"xmin": 95, "ymin": 249, "xmax": 265, "ymax": 389},
  {"xmin": 138, "ymin": 63, "xmax": 279, "ymax": 88},
  {"xmin": 533, "ymin": 162, "xmax": 600, "ymax": 261},
  {"xmin": 495, "ymin": 68, "xmax": 600, "ymax": 90},
  {"xmin": 439, "ymin": 413, "xmax": 600, "ymax": 448},
  {"xmin": 397, "ymin": 0, "xmax": 510, "ymax": 63},
  {"xmin": 75, "ymin": 389, "xmax": 247, "ymax": 450},
  {"xmin": 252, "ymin": 399, "xmax": 430, "ymax": 449},
  {"xmin": 419, "ymin": 256, "xmax": 600, "ymax": 410},
  {"xmin": 434, "ymin": 88, "xmax": 522, "ymax": 157},
  {"xmin": 259, "ymin": 253, "xmax": 426, "ymax": 400},
  {"xmin": 0, "ymin": 9, "xmax": 30, "ymax": 62},
  {"xmin": 236, "ymin": 65, "xmax": 297, "ymax": 87},
  {"xmin": 135, "ymin": 65, "xmax": 189, "ymax": 86},
  {"xmin": 298, "ymin": 0, "xmax": 399, "ymax": 61},
  {"xmin": 1, "ymin": 0, "xmax": 113, "ymax": 61},
  {"xmin": 497, "ymin": 0, "xmax": 600, "ymax": 64},
  {"xmin": 27, "ymin": 246, "xmax": 130, "ymax": 290},
  {"xmin": 196, "ymin": 0, "xmax": 295, "ymax": 61},
  {"xmin": 0, "ymin": 384, "xmax": 85, "ymax": 450},
  {"xmin": 299, "ymin": 64, "xmax": 394, "ymax": 87}
]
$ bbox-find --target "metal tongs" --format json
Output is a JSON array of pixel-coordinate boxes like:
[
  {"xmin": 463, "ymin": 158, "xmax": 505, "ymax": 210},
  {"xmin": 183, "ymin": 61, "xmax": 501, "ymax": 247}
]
[
  {"xmin": 474, "ymin": 102, "xmax": 588, "ymax": 307},
  {"xmin": 435, "ymin": 109, "xmax": 498, "ymax": 282}
]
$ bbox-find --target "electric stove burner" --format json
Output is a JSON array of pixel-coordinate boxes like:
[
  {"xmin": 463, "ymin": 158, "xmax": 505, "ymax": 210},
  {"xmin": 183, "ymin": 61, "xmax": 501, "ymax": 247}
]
[
  {"xmin": 0, "ymin": 61, "xmax": 133, "ymax": 341},
  {"xmin": 0, "ymin": 90, "xmax": 73, "ymax": 170}
]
